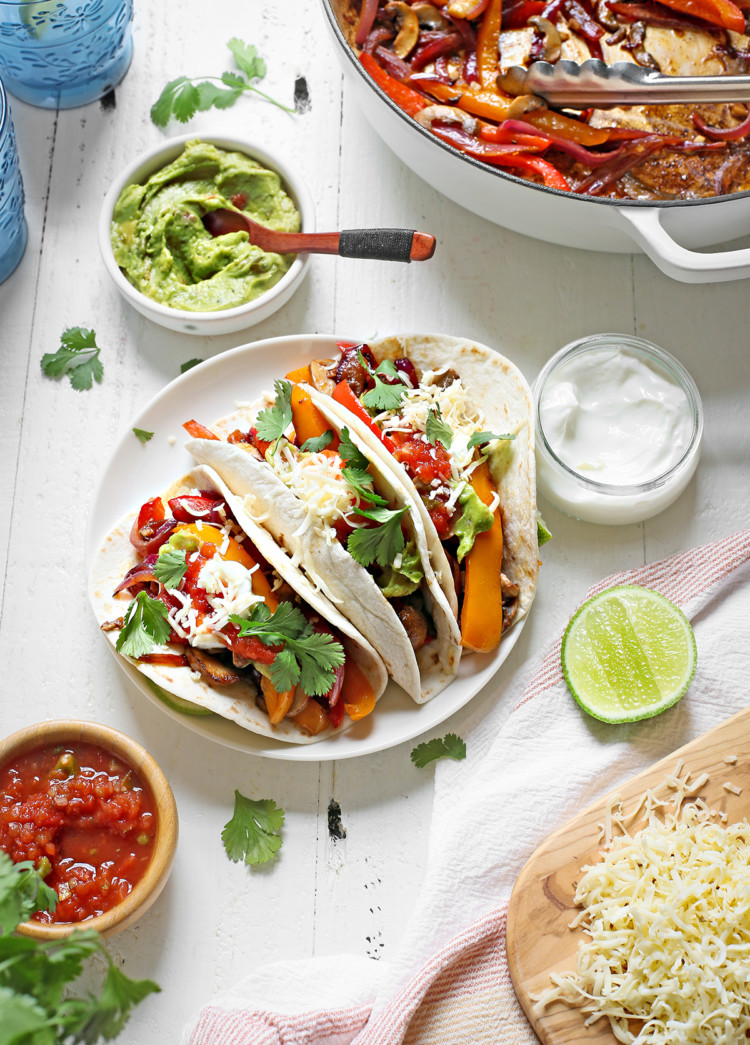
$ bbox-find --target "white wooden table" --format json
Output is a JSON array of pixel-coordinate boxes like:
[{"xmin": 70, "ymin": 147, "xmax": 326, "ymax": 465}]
[{"xmin": 1, "ymin": 2, "xmax": 749, "ymax": 1040}]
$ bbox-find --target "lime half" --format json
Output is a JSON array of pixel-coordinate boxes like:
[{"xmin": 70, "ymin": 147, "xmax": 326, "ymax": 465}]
[
  {"xmin": 561, "ymin": 585, "xmax": 696, "ymax": 724},
  {"xmin": 144, "ymin": 677, "xmax": 214, "ymax": 717}
]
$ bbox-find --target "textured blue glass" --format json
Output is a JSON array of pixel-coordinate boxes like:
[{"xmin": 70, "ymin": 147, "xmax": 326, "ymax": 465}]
[
  {"xmin": 0, "ymin": 0, "xmax": 133, "ymax": 109},
  {"xmin": 0, "ymin": 77, "xmax": 27, "ymax": 283}
]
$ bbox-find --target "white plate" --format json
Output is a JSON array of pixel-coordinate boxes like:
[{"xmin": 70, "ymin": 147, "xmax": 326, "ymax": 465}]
[{"xmin": 85, "ymin": 334, "xmax": 528, "ymax": 761}]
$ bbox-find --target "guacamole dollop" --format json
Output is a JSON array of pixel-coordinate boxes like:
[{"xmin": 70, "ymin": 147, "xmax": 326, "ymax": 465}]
[{"xmin": 111, "ymin": 140, "xmax": 300, "ymax": 312}]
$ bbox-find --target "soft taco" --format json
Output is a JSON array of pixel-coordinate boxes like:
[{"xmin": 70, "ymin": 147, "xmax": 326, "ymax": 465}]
[
  {"xmin": 297, "ymin": 334, "xmax": 538, "ymax": 652},
  {"xmin": 184, "ymin": 389, "xmax": 462, "ymax": 704},
  {"xmin": 90, "ymin": 465, "xmax": 387, "ymax": 743}
]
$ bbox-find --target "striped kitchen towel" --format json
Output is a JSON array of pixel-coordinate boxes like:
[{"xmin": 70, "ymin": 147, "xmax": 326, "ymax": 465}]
[{"xmin": 183, "ymin": 529, "xmax": 750, "ymax": 1045}]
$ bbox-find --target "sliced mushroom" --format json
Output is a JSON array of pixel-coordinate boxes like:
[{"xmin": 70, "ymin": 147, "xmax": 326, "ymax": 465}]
[
  {"xmin": 427, "ymin": 366, "xmax": 461, "ymax": 389},
  {"xmin": 447, "ymin": 0, "xmax": 489, "ymax": 17},
  {"xmin": 528, "ymin": 16, "xmax": 562, "ymax": 62},
  {"xmin": 413, "ymin": 2, "xmax": 450, "ymax": 28},
  {"xmin": 502, "ymin": 599, "xmax": 518, "ymax": 632},
  {"xmin": 310, "ymin": 359, "xmax": 336, "ymax": 395},
  {"xmin": 501, "ymin": 572, "xmax": 520, "ymax": 599},
  {"xmin": 386, "ymin": 1, "xmax": 420, "ymax": 58},
  {"xmin": 184, "ymin": 646, "xmax": 240, "ymax": 685},
  {"xmin": 415, "ymin": 104, "xmax": 477, "ymax": 133},
  {"xmin": 288, "ymin": 684, "xmax": 310, "ymax": 718},
  {"xmin": 397, "ymin": 603, "xmax": 429, "ymax": 650},
  {"xmin": 506, "ymin": 94, "xmax": 546, "ymax": 118}
]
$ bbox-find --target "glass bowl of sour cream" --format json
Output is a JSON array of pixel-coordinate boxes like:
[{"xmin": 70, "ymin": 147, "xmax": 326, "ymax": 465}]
[{"xmin": 534, "ymin": 334, "xmax": 703, "ymax": 525}]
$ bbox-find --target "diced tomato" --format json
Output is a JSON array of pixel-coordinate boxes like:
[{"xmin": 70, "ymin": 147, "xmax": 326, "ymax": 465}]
[
  {"xmin": 389, "ymin": 430, "xmax": 453, "ymax": 487},
  {"xmin": 168, "ymin": 494, "xmax": 226, "ymax": 524},
  {"xmin": 225, "ymin": 627, "xmax": 280, "ymax": 665},
  {"xmin": 427, "ymin": 500, "xmax": 456, "ymax": 538}
]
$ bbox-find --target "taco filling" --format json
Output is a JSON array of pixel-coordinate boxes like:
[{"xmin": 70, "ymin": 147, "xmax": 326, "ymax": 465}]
[
  {"xmin": 103, "ymin": 484, "xmax": 377, "ymax": 735},
  {"xmin": 184, "ymin": 392, "xmax": 441, "ymax": 659},
  {"xmin": 300, "ymin": 343, "xmax": 522, "ymax": 652}
]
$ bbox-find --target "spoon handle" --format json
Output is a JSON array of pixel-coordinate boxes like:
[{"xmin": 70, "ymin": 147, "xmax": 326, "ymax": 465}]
[{"xmin": 275, "ymin": 229, "xmax": 436, "ymax": 262}]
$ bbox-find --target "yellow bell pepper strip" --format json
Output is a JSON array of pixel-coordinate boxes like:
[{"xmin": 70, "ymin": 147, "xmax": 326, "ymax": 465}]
[
  {"xmin": 290, "ymin": 384, "xmax": 339, "ymax": 450},
  {"xmin": 358, "ymin": 52, "xmax": 431, "ymax": 118},
  {"xmin": 476, "ymin": 0, "xmax": 503, "ymax": 89},
  {"xmin": 285, "ymin": 363, "xmax": 312, "ymax": 383},
  {"xmin": 342, "ymin": 660, "xmax": 377, "ymax": 722},
  {"xmin": 460, "ymin": 462, "xmax": 504, "ymax": 652},
  {"xmin": 458, "ymin": 87, "xmax": 518, "ymax": 123}
]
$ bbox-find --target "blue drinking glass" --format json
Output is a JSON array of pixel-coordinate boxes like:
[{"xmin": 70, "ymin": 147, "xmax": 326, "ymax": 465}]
[
  {"xmin": 0, "ymin": 0, "xmax": 133, "ymax": 109},
  {"xmin": 0, "ymin": 76, "xmax": 27, "ymax": 283}
]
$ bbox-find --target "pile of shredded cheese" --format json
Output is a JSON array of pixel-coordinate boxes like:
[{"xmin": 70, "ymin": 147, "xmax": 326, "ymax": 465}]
[
  {"xmin": 269, "ymin": 442, "xmax": 359, "ymax": 542},
  {"xmin": 534, "ymin": 765, "xmax": 750, "ymax": 1044}
]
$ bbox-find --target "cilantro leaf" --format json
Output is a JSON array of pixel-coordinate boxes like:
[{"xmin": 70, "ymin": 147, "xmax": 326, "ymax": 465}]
[
  {"xmin": 337, "ymin": 426, "xmax": 370, "ymax": 471},
  {"xmin": 467, "ymin": 430, "xmax": 516, "ymax": 451},
  {"xmin": 426, "ymin": 404, "xmax": 453, "ymax": 450},
  {"xmin": 0, "ymin": 987, "xmax": 52, "ymax": 1044},
  {"xmin": 227, "ymin": 38, "xmax": 266, "ymax": 81},
  {"xmin": 41, "ymin": 327, "xmax": 103, "ymax": 391},
  {"xmin": 254, "ymin": 380, "xmax": 293, "ymax": 447},
  {"xmin": 222, "ymin": 791, "xmax": 284, "ymax": 866},
  {"xmin": 133, "ymin": 428, "xmax": 154, "ymax": 444},
  {"xmin": 115, "ymin": 592, "xmax": 172, "ymax": 659},
  {"xmin": 348, "ymin": 507, "xmax": 406, "ymax": 569},
  {"xmin": 180, "ymin": 357, "xmax": 203, "ymax": 374},
  {"xmin": 65, "ymin": 957, "xmax": 159, "ymax": 1043},
  {"xmin": 228, "ymin": 603, "xmax": 345, "ymax": 697},
  {"xmin": 300, "ymin": 429, "xmax": 334, "ymax": 453},
  {"xmin": 342, "ymin": 466, "xmax": 387, "ymax": 507},
  {"xmin": 150, "ymin": 40, "xmax": 293, "ymax": 127},
  {"xmin": 0, "ymin": 853, "xmax": 57, "ymax": 936},
  {"xmin": 153, "ymin": 549, "xmax": 187, "ymax": 589},
  {"xmin": 410, "ymin": 733, "xmax": 466, "ymax": 768},
  {"xmin": 362, "ymin": 375, "xmax": 408, "ymax": 413}
]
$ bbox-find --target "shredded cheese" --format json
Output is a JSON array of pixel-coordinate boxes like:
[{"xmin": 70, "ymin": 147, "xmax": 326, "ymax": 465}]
[
  {"xmin": 269, "ymin": 443, "xmax": 358, "ymax": 541},
  {"xmin": 533, "ymin": 768, "xmax": 750, "ymax": 1044}
]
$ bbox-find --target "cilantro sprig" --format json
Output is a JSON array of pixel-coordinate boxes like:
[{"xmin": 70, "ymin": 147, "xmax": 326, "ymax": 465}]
[
  {"xmin": 361, "ymin": 358, "xmax": 410, "ymax": 413},
  {"xmin": 133, "ymin": 428, "xmax": 154, "ymax": 444},
  {"xmin": 151, "ymin": 38, "xmax": 294, "ymax": 126},
  {"xmin": 300, "ymin": 429, "xmax": 334, "ymax": 453},
  {"xmin": 426, "ymin": 404, "xmax": 453, "ymax": 450},
  {"xmin": 153, "ymin": 549, "xmax": 188, "ymax": 590},
  {"xmin": 115, "ymin": 592, "xmax": 172, "ymax": 659},
  {"xmin": 338, "ymin": 426, "xmax": 388, "ymax": 507},
  {"xmin": 254, "ymin": 380, "xmax": 293, "ymax": 451},
  {"xmin": 41, "ymin": 327, "xmax": 103, "ymax": 391},
  {"xmin": 410, "ymin": 733, "xmax": 466, "ymax": 768},
  {"xmin": 467, "ymin": 430, "xmax": 516, "ymax": 451},
  {"xmin": 348, "ymin": 505, "xmax": 407, "ymax": 569},
  {"xmin": 0, "ymin": 853, "xmax": 159, "ymax": 1042},
  {"xmin": 229, "ymin": 603, "xmax": 345, "ymax": 697},
  {"xmin": 222, "ymin": 791, "xmax": 284, "ymax": 866}
]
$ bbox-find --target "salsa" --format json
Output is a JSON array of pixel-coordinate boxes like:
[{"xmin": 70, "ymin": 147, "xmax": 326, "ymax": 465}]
[{"xmin": 0, "ymin": 740, "xmax": 157, "ymax": 924}]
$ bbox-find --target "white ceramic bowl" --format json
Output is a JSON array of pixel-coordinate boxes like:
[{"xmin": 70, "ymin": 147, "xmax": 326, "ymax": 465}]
[{"xmin": 98, "ymin": 133, "xmax": 314, "ymax": 336}]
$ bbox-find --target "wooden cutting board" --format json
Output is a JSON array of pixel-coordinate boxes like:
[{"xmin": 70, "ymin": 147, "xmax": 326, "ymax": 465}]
[{"xmin": 506, "ymin": 705, "xmax": 750, "ymax": 1045}]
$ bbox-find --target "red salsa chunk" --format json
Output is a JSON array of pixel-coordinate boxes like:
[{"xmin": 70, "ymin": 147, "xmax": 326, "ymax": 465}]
[{"xmin": 0, "ymin": 741, "xmax": 157, "ymax": 924}]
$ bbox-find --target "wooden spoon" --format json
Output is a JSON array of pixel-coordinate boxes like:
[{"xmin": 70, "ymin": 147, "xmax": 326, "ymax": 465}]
[{"xmin": 202, "ymin": 208, "xmax": 436, "ymax": 263}]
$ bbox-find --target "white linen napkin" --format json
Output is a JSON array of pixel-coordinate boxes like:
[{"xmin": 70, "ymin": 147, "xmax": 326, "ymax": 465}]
[{"xmin": 183, "ymin": 529, "xmax": 750, "ymax": 1045}]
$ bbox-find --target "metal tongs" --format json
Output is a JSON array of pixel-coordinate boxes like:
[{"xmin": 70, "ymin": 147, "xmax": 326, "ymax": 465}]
[{"xmin": 500, "ymin": 59, "xmax": 750, "ymax": 109}]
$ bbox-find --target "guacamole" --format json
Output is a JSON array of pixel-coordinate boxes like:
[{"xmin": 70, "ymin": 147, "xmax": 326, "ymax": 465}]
[{"xmin": 111, "ymin": 140, "xmax": 300, "ymax": 312}]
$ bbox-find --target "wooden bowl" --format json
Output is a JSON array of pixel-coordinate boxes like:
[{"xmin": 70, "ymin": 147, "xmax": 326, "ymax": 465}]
[{"xmin": 0, "ymin": 720, "xmax": 178, "ymax": 939}]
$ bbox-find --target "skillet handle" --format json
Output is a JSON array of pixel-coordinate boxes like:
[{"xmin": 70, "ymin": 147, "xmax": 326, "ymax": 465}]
[{"xmin": 617, "ymin": 208, "xmax": 750, "ymax": 284}]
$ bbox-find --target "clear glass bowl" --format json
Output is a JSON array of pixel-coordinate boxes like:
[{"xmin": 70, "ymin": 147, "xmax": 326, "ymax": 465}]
[{"xmin": 534, "ymin": 334, "xmax": 703, "ymax": 525}]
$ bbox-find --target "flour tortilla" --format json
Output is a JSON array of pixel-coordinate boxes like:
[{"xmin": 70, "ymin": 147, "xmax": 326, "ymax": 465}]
[
  {"xmin": 187, "ymin": 404, "xmax": 462, "ymax": 704},
  {"xmin": 309, "ymin": 334, "xmax": 539, "ymax": 627},
  {"xmin": 89, "ymin": 465, "xmax": 388, "ymax": 744}
]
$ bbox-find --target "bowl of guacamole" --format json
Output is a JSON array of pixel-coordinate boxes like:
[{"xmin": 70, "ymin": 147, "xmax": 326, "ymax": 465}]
[{"xmin": 99, "ymin": 135, "xmax": 314, "ymax": 335}]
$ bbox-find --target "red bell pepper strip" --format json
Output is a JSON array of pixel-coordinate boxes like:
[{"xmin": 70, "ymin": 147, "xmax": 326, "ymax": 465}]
[
  {"xmin": 654, "ymin": 0, "xmax": 745, "ymax": 30},
  {"xmin": 358, "ymin": 52, "xmax": 430, "ymax": 117},
  {"xmin": 332, "ymin": 380, "xmax": 394, "ymax": 450},
  {"xmin": 502, "ymin": 0, "xmax": 547, "ymax": 27},
  {"xmin": 487, "ymin": 153, "xmax": 572, "ymax": 189},
  {"xmin": 476, "ymin": 0, "xmax": 503, "ymax": 89}
]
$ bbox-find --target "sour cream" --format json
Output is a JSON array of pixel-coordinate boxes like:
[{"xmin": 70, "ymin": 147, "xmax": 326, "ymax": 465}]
[{"xmin": 534, "ymin": 335, "xmax": 703, "ymax": 525}]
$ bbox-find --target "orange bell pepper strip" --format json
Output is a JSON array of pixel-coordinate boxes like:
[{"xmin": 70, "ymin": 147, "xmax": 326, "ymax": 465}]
[
  {"xmin": 341, "ymin": 660, "xmax": 377, "ymax": 722},
  {"xmin": 458, "ymin": 88, "xmax": 517, "ymax": 123},
  {"xmin": 332, "ymin": 380, "xmax": 394, "ymax": 450},
  {"xmin": 290, "ymin": 384, "xmax": 339, "ymax": 450},
  {"xmin": 183, "ymin": 419, "xmax": 219, "ymax": 440},
  {"xmin": 524, "ymin": 109, "xmax": 611, "ymax": 146},
  {"xmin": 476, "ymin": 0, "xmax": 503, "ymax": 89},
  {"xmin": 460, "ymin": 462, "xmax": 504, "ymax": 652},
  {"xmin": 359, "ymin": 52, "xmax": 430, "ymax": 118},
  {"xmin": 289, "ymin": 699, "xmax": 330, "ymax": 735},
  {"xmin": 658, "ymin": 0, "xmax": 745, "ymax": 29},
  {"xmin": 285, "ymin": 363, "xmax": 312, "ymax": 383},
  {"xmin": 260, "ymin": 676, "xmax": 296, "ymax": 725}
]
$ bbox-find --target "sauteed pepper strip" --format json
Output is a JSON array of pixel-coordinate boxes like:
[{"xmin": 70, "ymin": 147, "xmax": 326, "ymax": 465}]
[{"xmin": 460, "ymin": 462, "xmax": 504, "ymax": 652}]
